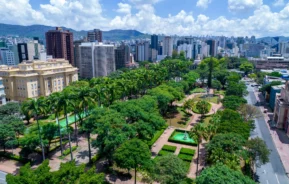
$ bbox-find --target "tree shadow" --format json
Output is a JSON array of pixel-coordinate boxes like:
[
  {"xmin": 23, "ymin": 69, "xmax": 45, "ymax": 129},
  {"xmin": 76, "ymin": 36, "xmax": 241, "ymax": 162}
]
[
  {"xmin": 107, "ymin": 171, "xmax": 132, "ymax": 183},
  {"xmin": 76, "ymin": 150, "xmax": 89, "ymax": 159}
]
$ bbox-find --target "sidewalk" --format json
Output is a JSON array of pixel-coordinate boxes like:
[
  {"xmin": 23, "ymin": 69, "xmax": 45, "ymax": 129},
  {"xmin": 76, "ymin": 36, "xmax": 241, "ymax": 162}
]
[{"xmin": 254, "ymin": 91, "xmax": 289, "ymax": 177}]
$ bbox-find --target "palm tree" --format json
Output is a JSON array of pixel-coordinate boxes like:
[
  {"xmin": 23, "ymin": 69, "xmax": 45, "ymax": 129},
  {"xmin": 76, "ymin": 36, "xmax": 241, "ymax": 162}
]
[
  {"xmin": 21, "ymin": 101, "xmax": 32, "ymax": 124},
  {"xmin": 47, "ymin": 92, "xmax": 64, "ymax": 155},
  {"xmin": 92, "ymin": 85, "xmax": 104, "ymax": 107},
  {"xmin": 59, "ymin": 90, "xmax": 73, "ymax": 161},
  {"xmin": 190, "ymin": 123, "xmax": 208, "ymax": 176},
  {"xmin": 77, "ymin": 87, "xmax": 95, "ymax": 117},
  {"xmin": 24, "ymin": 97, "xmax": 46, "ymax": 161}
]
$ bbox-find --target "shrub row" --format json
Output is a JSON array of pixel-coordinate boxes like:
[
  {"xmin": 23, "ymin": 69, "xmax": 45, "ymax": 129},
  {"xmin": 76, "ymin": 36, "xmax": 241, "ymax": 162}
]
[
  {"xmin": 0, "ymin": 151, "xmax": 30, "ymax": 163},
  {"xmin": 162, "ymin": 145, "xmax": 177, "ymax": 152},
  {"xmin": 180, "ymin": 148, "xmax": 195, "ymax": 156},
  {"xmin": 183, "ymin": 160, "xmax": 191, "ymax": 172},
  {"xmin": 178, "ymin": 153, "xmax": 194, "ymax": 162},
  {"xmin": 147, "ymin": 126, "xmax": 168, "ymax": 148},
  {"xmin": 63, "ymin": 146, "xmax": 78, "ymax": 156},
  {"xmin": 158, "ymin": 150, "xmax": 173, "ymax": 156}
]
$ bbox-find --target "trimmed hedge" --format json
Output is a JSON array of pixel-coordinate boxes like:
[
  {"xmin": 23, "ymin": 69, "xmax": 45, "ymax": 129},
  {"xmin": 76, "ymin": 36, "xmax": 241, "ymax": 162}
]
[
  {"xmin": 63, "ymin": 146, "xmax": 77, "ymax": 156},
  {"xmin": 0, "ymin": 151, "xmax": 30, "ymax": 163},
  {"xmin": 158, "ymin": 150, "xmax": 173, "ymax": 156},
  {"xmin": 178, "ymin": 153, "xmax": 193, "ymax": 162},
  {"xmin": 168, "ymin": 129, "xmax": 197, "ymax": 146},
  {"xmin": 183, "ymin": 160, "xmax": 191, "ymax": 172},
  {"xmin": 180, "ymin": 148, "xmax": 195, "ymax": 156},
  {"xmin": 162, "ymin": 145, "xmax": 177, "ymax": 152},
  {"xmin": 147, "ymin": 126, "xmax": 168, "ymax": 148}
]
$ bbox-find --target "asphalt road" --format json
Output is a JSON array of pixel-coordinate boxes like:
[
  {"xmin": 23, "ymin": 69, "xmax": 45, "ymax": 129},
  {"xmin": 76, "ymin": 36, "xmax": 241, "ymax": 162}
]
[
  {"xmin": 246, "ymin": 85, "xmax": 289, "ymax": 184},
  {"xmin": 0, "ymin": 171, "xmax": 7, "ymax": 184}
]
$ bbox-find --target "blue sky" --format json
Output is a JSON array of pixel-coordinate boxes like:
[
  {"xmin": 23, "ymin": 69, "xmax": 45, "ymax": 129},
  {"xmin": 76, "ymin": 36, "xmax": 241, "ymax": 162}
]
[{"xmin": 1, "ymin": 0, "xmax": 289, "ymax": 37}]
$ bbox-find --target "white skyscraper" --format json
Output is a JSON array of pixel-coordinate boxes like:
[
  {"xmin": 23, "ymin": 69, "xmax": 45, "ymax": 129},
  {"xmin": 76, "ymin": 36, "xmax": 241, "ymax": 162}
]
[
  {"xmin": 79, "ymin": 42, "xmax": 115, "ymax": 79},
  {"xmin": 163, "ymin": 36, "xmax": 173, "ymax": 57}
]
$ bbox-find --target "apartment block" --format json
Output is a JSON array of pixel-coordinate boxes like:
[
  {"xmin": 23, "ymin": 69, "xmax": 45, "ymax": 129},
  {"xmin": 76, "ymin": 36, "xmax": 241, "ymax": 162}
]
[
  {"xmin": 79, "ymin": 42, "xmax": 115, "ymax": 79},
  {"xmin": 0, "ymin": 59, "xmax": 78, "ymax": 102}
]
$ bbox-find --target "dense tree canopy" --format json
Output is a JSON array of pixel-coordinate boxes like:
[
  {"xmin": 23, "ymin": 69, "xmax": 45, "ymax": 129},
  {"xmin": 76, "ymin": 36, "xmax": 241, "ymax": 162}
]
[
  {"xmin": 197, "ymin": 164, "xmax": 256, "ymax": 184},
  {"xmin": 222, "ymin": 96, "xmax": 247, "ymax": 110}
]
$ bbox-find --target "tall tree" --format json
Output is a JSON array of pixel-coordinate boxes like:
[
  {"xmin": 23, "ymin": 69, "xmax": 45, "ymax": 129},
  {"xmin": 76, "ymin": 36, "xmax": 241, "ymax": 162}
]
[
  {"xmin": 23, "ymin": 98, "xmax": 46, "ymax": 161},
  {"xmin": 246, "ymin": 137, "xmax": 270, "ymax": 168},
  {"xmin": 113, "ymin": 139, "xmax": 151, "ymax": 184},
  {"xmin": 149, "ymin": 154, "xmax": 187, "ymax": 184},
  {"xmin": 190, "ymin": 123, "xmax": 208, "ymax": 175},
  {"xmin": 48, "ymin": 92, "xmax": 64, "ymax": 155}
]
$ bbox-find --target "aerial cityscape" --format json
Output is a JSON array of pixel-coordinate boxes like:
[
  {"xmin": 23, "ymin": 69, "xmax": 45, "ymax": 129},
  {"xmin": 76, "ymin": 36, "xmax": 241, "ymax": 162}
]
[{"xmin": 1, "ymin": 0, "xmax": 289, "ymax": 184}]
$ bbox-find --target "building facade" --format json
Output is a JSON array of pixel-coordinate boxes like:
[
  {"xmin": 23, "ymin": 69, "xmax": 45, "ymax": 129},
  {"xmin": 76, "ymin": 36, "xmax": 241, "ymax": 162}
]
[
  {"xmin": 115, "ymin": 44, "xmax": 130, "ymax": 69},
  {"xmin": 250, "ymin": 57, "xmax": 289, "ymax": 70},
  {"xmin": 163, "ymin": 36, "xmax": 173, "ymax": 57},
  {"xmin": 0, "ymin": 59, "xmax": 78, "ymax": 102},
  {"xmin": 87, "ymin": 29, "xmax": 103, "ymax": 42},
  {"xmin": 206, "ymin": 40, "xmax": 217, "ymax": 57},
  {"xmin": 136, "ymin": 41, "xmax": 150, "ymax": 62},
  {"xmin": 46, "ymin": 27, "xmax": 74, "ymax": 65},
  {"xmin": 79, "ymin": 42, "xmax": 115, "ymax": 79},
  {"xmin": 273, "ymin": 82, "xmax": 289, "ymax": 136},
  {"xmin": 0, "ymin": 77, "xmax": 6, "ymax": 105},
  {"xmin": 0, "ymin": 48, "xmax": 16, "ymax": 65}
]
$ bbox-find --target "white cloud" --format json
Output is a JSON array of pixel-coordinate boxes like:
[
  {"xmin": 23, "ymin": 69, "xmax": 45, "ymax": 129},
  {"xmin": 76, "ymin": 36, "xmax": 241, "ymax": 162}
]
[
  {"xmin": 228, "ymin": 0, "xmax": 263, "ymax": 12},
  {"xmin": 196, "ymin": 0, "xmax": 212, "ymax": 9},
  {"xmin": 3, "ymin": 0, "xmax": 289, "ymax": 37},
  {"xmin": 116, "ymin": 3, "xmax": 131, "ymax": 14},
  {"xmin": 128, "ymin": 0, "xmax": 161, "ymax": 5},
  {"xmin": 273, "ymin": 0, "xmax": 285, "ymax": 7}
]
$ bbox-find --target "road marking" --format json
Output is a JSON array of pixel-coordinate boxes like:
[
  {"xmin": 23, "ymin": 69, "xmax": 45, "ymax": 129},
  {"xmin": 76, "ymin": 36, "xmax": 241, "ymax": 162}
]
[
  {"xmin": 275, "ymin": 174, "xmax": 280, "ymax": 184},
  {"xmin": 266, "ymin": 180, "xmax": 269, "ymax": 184}
]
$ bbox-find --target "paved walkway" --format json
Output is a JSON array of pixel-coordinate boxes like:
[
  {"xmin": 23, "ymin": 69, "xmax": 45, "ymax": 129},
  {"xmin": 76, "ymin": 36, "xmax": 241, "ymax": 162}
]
[{"xmin": 254, "ymin": 91, "xmax": 289, "ymax": 177}]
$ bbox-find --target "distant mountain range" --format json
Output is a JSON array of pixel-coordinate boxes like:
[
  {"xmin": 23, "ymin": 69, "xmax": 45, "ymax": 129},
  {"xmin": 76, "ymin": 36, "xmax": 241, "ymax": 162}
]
[{"xmin": 0, "ymin": 23, "xmax": 149, "ymax": 41}]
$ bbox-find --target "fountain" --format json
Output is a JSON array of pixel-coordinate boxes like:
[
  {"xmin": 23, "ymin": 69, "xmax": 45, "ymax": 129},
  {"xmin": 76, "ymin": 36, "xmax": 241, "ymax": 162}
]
[{"xmin": 183, "ymin": 131, "xmax": 188, "ymax": 140}]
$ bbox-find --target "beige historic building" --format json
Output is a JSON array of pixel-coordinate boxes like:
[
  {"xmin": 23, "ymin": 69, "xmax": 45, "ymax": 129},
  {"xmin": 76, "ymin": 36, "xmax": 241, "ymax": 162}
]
[{"xmin": 0, "ymin": 59, "xmax": 78, "ymax": 102}]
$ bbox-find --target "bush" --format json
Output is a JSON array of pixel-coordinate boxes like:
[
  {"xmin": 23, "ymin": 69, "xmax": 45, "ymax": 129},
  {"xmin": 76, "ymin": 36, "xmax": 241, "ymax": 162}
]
[
  {"xmin": 0, "ymin": 151, "xmax": 30, "ymax": 163},
  {"xmin": 63, "ymin": 146, "xmax": 77, "ymax": 156},
  {"xmin": 178, "ymin": 154, "xmax": 193, "ymax": 162},
  {"xmin": 162, "ymin": 145, "xmax": 177, "ymax": 152},
  {"xmin": 192, "ymin": 101, "xmax": 211, "ymax": 114},
  {"xmin": 158, "ymin": 150, "xmax": 173, "ymax": 156},
  {"xmin": 147, "ymin": 126, "xmax": 168, "ymax": 148},
  {"xmin": 91, "ymin": 154, "xmax": 100, "ymax": 163},
  {"xmin": 191, "ymin": 88, "xmax": 206, "ymax": 93},
  {"xmin": 180, "ymin": 148, "xmax": 195, "ymax": 156}
]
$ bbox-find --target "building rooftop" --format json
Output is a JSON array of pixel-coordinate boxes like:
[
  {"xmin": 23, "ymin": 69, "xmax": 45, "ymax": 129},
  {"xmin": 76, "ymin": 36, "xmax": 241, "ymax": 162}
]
[{"xmin": 272, "ymin": 85, "xmax": 285, "ymax": 90}]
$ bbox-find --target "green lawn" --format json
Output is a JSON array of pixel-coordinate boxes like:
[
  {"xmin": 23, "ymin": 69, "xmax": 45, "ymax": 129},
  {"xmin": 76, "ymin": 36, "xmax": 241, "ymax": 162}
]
[
  {"xmin": 190, "ymin": 88, "xmax": 206, "ymax": 94},
  {"xmin": 165, "ymin": 107, "xmax": 192, "ymax": 128},
  {"xmin": 214, "ymin": 90, "xmax": 226, "ymax": 96},
  {"xmin": 194, "ymin": 94, "xmax": 220, "ymax": 104}
]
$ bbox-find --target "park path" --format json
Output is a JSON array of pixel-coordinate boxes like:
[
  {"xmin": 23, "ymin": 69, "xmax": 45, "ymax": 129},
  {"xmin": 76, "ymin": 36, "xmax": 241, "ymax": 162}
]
[{"xmin": 150, "ymin": 89, "xmax": 223, "ymax": 179}]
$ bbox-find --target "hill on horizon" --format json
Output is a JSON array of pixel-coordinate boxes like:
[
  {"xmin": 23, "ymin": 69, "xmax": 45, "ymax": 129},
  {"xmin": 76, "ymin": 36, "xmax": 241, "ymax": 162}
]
[{"xmin": 0, "ymin": 23, "xmax": 149, "ymax": 41}]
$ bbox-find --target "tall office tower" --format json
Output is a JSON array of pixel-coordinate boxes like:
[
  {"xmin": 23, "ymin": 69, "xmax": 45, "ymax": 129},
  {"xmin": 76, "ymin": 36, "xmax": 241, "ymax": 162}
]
[
  {"xmin": 151, "ymin": 35, "xmax": 158, "ymax": 50},
  {"xmin": 79, "ymin": 42, "xmax": 115, "ymax": 79},
  {"xmin": 136, "ymin": 41, "xmax": 150, "ymax": 62},
  {"xmin": 219, "ymin": 36, "xmax": 226, "ymax": 48},
  {"xmin": 192, "ymin": 41, "xmax": 202, "ymax": 60},
  {"xmin": 279, "ymin": 42, "xmax": 289, "ymax": 58},
  {"xmin": 163, "ymin": 36, "xmax": 173, "ymax": 57},
  {"xmin": 87, "ymin": 29, "xmax": 103, "ymax": 42},
  {"xmin": 18, "ymin": 38, "xmax": 42, "ymax": 62},
  {"xmin": 115, "ymin": 44, "xmax": 130, "ymax": 69},
  {"xmin": 206, "ymin": 39, "xmax": 217, "ymax": 57},
  {"xmin": 73, "ymin": 40, "xmax": 84, "ymax": 70},
  {"xmin": 178, "ymin": 44, "xmax": 192, "ymax": 59},
  {"xmin": 46, "ymin": 27, "xmax": 74, "ymax": 65},
  {"xmin": 0, "ymin": 48, "xmax": 16, "ymax": 65},
  {"xmin": 9, "ymin": 45, "xmax": 19, "ymax": 65}
]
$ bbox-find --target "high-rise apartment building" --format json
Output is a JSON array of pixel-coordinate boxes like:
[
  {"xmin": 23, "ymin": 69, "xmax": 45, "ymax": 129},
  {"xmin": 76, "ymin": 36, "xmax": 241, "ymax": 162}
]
[
  {"xmin": 279, "ymin": 42, "xmax": 289, "ymax": 58},
  {"xmin": 115, "ymin": 44, "xmax": 130, "ymax": 69},
  {"xmin": 0, "ymin": 59, "xmax": 78, "ymax": 102},
  {"xmin": 0, "ymin": 77, "xmax": 6, "ymax": 105},
  {"xmin": 87, "ymin": 29, "xmax": 103, "ymax": 42},
  {"xmin": 136, "ymin": 41, "xmax": 150, "ymax": 62},
  {"xmin": 163, "ymin": 36, "xmax": 173, "ymax": 57},
  {"xmin": 0, "ymin": 48, "xmax": 16, "ymax": 65},
  {"xmin": 46, "ymin": 27, "xmax": 74, "ymax": 65},
  {"xmin": 73, "ymin": 40, "xmax": 85, "ymax": 71},
  {"xmin": 79, "ymin": 42, "xmax": 115, "ymax": 79}
]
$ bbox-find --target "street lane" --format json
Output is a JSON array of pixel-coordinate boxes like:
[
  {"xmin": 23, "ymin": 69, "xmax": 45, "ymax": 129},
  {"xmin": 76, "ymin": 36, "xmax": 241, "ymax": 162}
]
[
  {"xmin": 0, "ymin": 171, "xmax": 7, "ymax": 184},
  {"xmin": 246, "ymin": 85, "xmax": 289, "ymax": 184}
]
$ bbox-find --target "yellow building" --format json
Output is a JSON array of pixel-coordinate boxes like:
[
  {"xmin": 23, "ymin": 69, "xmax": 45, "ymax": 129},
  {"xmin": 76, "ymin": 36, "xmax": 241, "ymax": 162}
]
[{"xmin": 0, "ymin": 59, "xmax": 78, "ymax": 102}]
